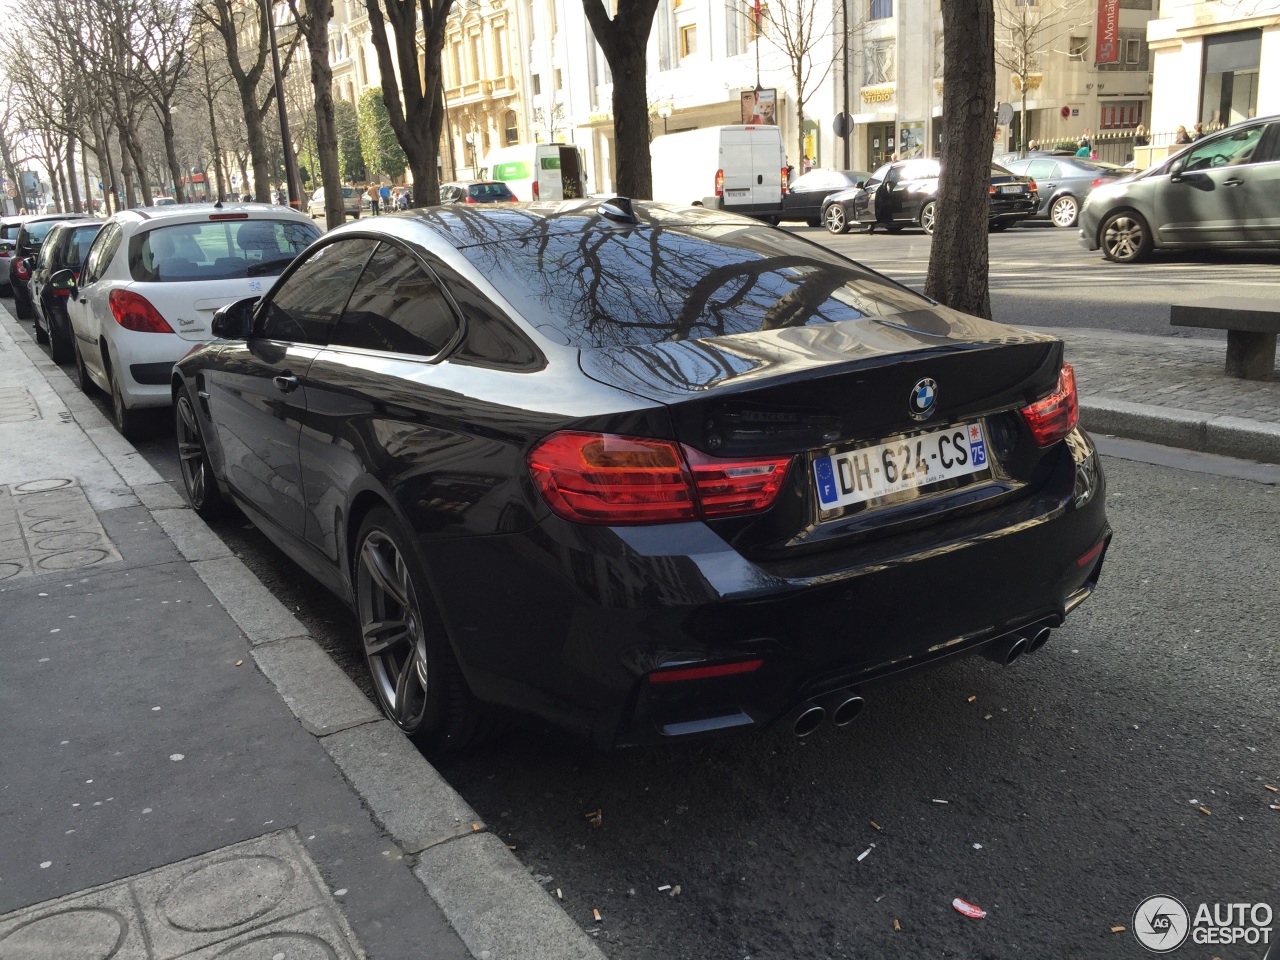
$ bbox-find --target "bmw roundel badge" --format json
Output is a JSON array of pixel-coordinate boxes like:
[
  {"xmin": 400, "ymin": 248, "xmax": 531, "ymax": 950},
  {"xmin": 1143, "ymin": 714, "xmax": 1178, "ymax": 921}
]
[{"xmin": 908, "ymin": 378, "xmax": 938, "ymax": 421}]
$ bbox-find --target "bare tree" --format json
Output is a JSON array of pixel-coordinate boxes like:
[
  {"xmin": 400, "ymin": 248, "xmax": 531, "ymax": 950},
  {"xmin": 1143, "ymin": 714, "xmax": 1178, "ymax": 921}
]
[
  {"xmin": 532, "ymin": 101, "xmax": 567, "ymax": 143},
  {"xmin": 362, "ymin": 0, "xmax": 454, "ymax": 207},
  {"xmin": 286, "ymin": 0, "xmax": 344, "ymax": 225},
  {"xmin": 924, "ymin": 0, "xmax": 996, "ymax": 319},
  {"xmin": 582, "ymin": 0, "xmax": 662, "ymax": 198},
  {"xmin": 760, "ymin": 0, "xmax": 836, "ymax": 166},
  {"xmin": 994, "ymin": 0, "xmax": 1090, "ymax": 153},
  {"xmin": 132, "ymin": 0, "xmax": 194, "ymax": 201},
  {"xmin": 199, "ymin": 0, "xmax": 300, "ymax": 201}
]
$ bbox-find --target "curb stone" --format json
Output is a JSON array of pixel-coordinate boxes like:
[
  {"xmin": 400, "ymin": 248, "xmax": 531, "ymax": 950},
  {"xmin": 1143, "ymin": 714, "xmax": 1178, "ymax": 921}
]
[
  {"xmin": 0, "ymin": 308, "xmax": 606, "ymax": 960},
  {"xmin": 1080, "ymin": 398, "xmax": 1280, "ymax": 465}
]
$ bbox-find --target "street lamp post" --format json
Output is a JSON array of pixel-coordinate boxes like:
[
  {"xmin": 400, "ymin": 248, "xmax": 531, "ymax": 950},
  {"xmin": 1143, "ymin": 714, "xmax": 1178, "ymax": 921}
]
[
  {"xmin": 657, "ymin": 102, "xmax": 672, "ymax": 136},
  {"xmin": 261, "ymin": 0, "xmax": 303, "ymax": 209}
]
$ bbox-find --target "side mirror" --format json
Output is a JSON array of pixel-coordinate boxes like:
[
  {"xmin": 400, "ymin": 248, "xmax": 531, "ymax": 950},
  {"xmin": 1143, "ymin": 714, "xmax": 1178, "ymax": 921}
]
[
  {"xmin": 1169, "ymin": 157, "xmax": 1187, "ymax": 181},
  {"xmin": 211, "ymin": 296, "xmax": 259, "ymax": 340},
  {"xmin": 0, "ymin": 241, "xmax": 11, "ymax": 256},
  {"xmin": 855, "ymin": 180, "xmax": 866, "ymax": 188},
  {"xmin": 49, "ymin": 268, "xmax": 77, "ymax": 296}
]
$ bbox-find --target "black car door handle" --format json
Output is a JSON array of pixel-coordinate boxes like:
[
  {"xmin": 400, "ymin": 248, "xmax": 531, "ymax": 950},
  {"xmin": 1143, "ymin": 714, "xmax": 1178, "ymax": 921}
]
[{"xmin": 273, "ymin": 374, "xmax": 299, "ymax": 393}]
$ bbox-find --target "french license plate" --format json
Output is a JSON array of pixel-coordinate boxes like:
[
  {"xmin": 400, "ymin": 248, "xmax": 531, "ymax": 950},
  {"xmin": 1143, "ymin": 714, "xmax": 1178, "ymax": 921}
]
[
  {"xmin": 813, "ymin": 422, "xmax": 991, "ymax": 512},
  {"xmin": 725, "ymin": 188, "xmax": 750, "ymax": 198},
  {"xmin": 999, "ymin": 184, "xmax": 1024, "ymax": 194}
]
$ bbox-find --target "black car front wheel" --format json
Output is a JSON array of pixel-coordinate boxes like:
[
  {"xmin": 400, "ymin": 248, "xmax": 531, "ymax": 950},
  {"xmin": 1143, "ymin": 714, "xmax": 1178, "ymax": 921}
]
[
  {"xmin": 356, "ymin": 507, "xmax": 483, "ymax": 753},
  {"xmin": 46, "ymin": 311, "xmax": 73, "ymax": 365},
  {"xmin": 175, "ymin": 385, "xmax": 225, "ymax": 518},
  {"xmin": 823, "ymin": 203, "xmax": 848, "ymax": 234},
  {"xmin": 1100, "ymin": 210, "xmax": 1153, "ymax": 263}
]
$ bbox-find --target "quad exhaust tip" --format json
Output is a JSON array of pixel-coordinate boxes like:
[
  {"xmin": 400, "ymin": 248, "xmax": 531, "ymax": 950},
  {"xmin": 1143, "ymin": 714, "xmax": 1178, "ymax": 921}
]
[
  {"xmin": 792, "ymin": 705, "xmax": 826, "ymax": 737},
  {"xmin": 831, "ymin": 695, "xmax": 866, "ymax": 727},
  {"xmin": 1028, "ymin": 625, "xmax": 1053, "ymax": 652}
]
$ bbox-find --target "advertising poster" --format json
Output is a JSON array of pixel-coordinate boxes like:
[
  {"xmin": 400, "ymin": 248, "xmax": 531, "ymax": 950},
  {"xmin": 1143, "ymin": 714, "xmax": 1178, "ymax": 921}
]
[{"xmin": 741, "ymin": 88, "xmax": 777, "ymax": 125}]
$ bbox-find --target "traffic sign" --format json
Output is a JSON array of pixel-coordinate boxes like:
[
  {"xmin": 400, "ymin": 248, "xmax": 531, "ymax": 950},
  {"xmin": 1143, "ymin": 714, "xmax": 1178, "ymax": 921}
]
[
  {"xmin": 1060, "ymin": 105, "xmax": 1071, "ymax": 120},
  {"xmin": 832, "ymin": 112, "xmax": 853, "ymax": 138}
]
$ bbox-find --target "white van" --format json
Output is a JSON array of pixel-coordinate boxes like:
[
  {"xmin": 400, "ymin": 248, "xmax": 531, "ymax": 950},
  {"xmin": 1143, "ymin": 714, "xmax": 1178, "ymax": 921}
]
[
  {"xmin": 650, "ymin": 125, "xmax": 787, "ymax": 221},
  {"xmin": 479, "ymin": 144, "xmax": 587, "ymax": 201}
]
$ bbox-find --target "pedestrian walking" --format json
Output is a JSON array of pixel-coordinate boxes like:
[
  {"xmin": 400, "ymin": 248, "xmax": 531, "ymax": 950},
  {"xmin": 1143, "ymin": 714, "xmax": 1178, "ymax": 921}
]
[
  {"xmin": 802, "ymin": 155, "xmax": 812, "ymax": 174},
  {"xmin": 367, "ymin": 185, "xmax": 379, "ymax": 216},
  {"xmin": 379, "ymin": 182, "xmax": 391, "ymax": 211},
  {"xmin": 1075, "ymin": 140, "xmax": 1091, "ymax": 158},
  {"xmin": 1133, "ymin": 124, "xmax": 1150, "ymax": 147},
  {"xmin": 1174, "ymin": 125, "xmax": 1192, "ymax": 144},
  {"xmin": 1192, "ymin": 122, "xmax": 1205, "ymax": 141}
]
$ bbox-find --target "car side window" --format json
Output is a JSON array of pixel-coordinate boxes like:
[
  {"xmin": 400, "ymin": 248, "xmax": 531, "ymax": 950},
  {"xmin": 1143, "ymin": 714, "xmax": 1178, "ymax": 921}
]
[
  {"xmin": 1027, "ymin": 159, "xmax": 1059, "ymax": 180},
  {"xmin": 258, "ymin": 238, "xmax": 377, "ymax": 345},
  {"xmin": 329, "ymin": 242, "xmax": 459, "ymax": 357},
  {"xmin": 1181, "ymin": 123, "xmax": 1267, "ymax": 171},
  {"xmin": 1003, "ymin": 160, "xmax": 1029, "ymax": 175},
  {"xmin": 81, "ymin": 223, "xmax": 123, "ymax": 286}
]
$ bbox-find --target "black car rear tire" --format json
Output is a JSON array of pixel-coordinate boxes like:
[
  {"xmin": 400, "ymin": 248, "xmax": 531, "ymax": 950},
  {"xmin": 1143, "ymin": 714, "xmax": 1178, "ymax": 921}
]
[
  {"xmin": 109, "ymin": 365, "xmax": 143, "ymax": 440},
  {"xmin": 1050, "ymin": 195, "xmax": 1079, "ymax": 228},
  {"xmin": 823, "ymin": 204, "xmax": 848, "ymax": 234},
  {"xmin": 47, "ymin": 312, "xmax": 73, "ymax": 365},
  {"xmin": 919, "ymin": 200, "xmax": 937, "ymax": 235},
  {"xmin": 175, "ymin": 385, "xmax": 226, "ymax": 518},
  {"xmin": 74, "ymin": 341, "xmax": 98, "ymax": 395},
  {"xmin": 355, "ymin": 506, "xmax": 484, "ymax": 754},
  {"xmin": 1100, "ymin": 210, "xmax": 1153, "ymax": 264},
  {"xmin": 33, "ymin": 311, "xmax": 48, "ymax": 343}
]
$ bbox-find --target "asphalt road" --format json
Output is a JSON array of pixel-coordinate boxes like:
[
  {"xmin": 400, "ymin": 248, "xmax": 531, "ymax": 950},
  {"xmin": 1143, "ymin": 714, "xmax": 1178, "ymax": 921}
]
[
  {"xmin": 18, "ymin": 225, "xmax": 1280, "ymax": 959},
  {"xmin": 789, "ymin": 220, "xmax": 1280, "ymax": 338}
]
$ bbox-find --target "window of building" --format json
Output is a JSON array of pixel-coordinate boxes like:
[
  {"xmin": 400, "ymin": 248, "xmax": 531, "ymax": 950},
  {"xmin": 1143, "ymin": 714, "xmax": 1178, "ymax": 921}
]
[
  {"xmin": 532, "ymin": 73, "xmax": 542, "ymax": 95},
  {"xmin": 505, "ymin": 111, "xmax": 519, "ymax": 144},
  {"xmin": 1124, "ymin": 38, "xmax": 1140, "ymax": 64},
  {"xmin": 555, "ymin": 67, "xmax": 563, "ymax": 89},
  {"xmin": 1068, "ymin": 36, "xmax": 1087, "ymax": 61},
  {"xmin": 869, "ymin": 0, "xmax": 891, "ymax": 19},
  {"xmin": 1098, "ymin": 100, "xmax": 1144, "ymax": 129},
  {"xmin": 451, "ymin": 42, "xmax": 463, "ymax": 86},
  {"xmin": 358, "ymin": 46, "xmax": 367, "ymax": 86},
  {"xmin": 494, "ymin": 26, "xmax": 509, "ymax": 76},
  {"xmin": 470, "ymin": 34, "xmax": 483, "ymax": 79},
  {"xmin": 1200, "ymin": 28, "xmax": 1260, "ymax": 127},
  {"xmin": 680, "ymin": 23, "xmax": 696, "ymax": 57}
]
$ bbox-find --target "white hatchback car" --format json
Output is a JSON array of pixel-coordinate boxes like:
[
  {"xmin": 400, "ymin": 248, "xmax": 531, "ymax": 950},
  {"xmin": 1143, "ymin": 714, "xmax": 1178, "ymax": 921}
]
[{"xmin": 58, "ymin": 203, "xmax": 320, "ymax": 437}]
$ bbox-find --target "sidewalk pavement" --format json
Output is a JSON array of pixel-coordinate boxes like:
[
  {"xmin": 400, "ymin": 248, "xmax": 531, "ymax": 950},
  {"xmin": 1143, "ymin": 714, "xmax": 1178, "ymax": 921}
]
[
  {"xmin": 1038, "ymin": 326, "xmax": 1280, "ymax": 465},
  {"xmin": 0, "ymin": 306, "xmax": 605, "ymax": 959}
]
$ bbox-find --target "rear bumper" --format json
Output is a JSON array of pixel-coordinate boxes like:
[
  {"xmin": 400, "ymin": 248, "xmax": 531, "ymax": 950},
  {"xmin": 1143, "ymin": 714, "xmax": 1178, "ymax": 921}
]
[{"xmin": 420, "ymin": 428, "xmax": 1109, "ymax": 747}]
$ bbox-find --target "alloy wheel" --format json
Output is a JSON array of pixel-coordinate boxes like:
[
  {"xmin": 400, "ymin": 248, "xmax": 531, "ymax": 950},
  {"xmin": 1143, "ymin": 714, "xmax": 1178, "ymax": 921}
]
[
  {"xmin": 359, "ymin": 529, "xmax": 431, "ymax": 732},
  {"xmin": 823, "ymin": 204, "xmax": 847, "ymax": 234},
  {"xmin": 919, "ymin": 201, "xmax": 937, "ymax": 235},
  {"xmin": 1101, "ymin": 213, "xmax": 1151, "ymax": 263},
  {"xmin": 175, "ymin": 393, "xmax": 214, "ymax": 512},
  {"xmin": 1051, "ymin": 196, "xmax": 1079, "ymax": 228}
]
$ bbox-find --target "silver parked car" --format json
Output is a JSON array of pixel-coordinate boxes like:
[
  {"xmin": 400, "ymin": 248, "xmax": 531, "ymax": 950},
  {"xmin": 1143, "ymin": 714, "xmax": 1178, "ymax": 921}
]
[
  {"xmin": 1002, "ymin": 156, "xmax": 1131, "ymax": 228},
  {"xmin": 1079, "ymin": 115, "xmax": 1280, "ymax": 263},
  {"xmin": 307, "ymin": 185, "xmax": 363, "ymax": 220}
]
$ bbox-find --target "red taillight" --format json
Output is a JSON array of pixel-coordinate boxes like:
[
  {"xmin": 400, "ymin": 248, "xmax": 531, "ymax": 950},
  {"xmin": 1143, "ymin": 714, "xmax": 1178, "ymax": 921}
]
[
  {"xmin": 527, "ymin": 431, "xmax": 792, "ymax": 525},
  {"xmin": 209, "ymin": 213, "xmax": 249, "ymax": 220},
  {"xmin": 464, "ymin": 196, "xmax": 477, "ymax": 204},
  {"xmin": 15, "ymin": 259, "xmax": 30, "ymax": 280},
  {"xmin": 1020, "ymin": 364, "xmax": 1079, "ymax": 446},
  {"xmin": 715, "ymin": 169, "xmax": 724, "ymax": 197},
  {"xmin": 1076, "ymin": 539, "xmax": 1105, "ymax": 568},
  {"xmin": 1028, "ymin": 179, "xmax": 1038, "ymax": 192},
  {"xmin": 1090, "ymin": 176, "xmax": 1109, "ymax": 188},
  {"xmin": 781, "ymin": 167, "xmax": 789, "ymax": 195},
  {"xmin": 108, "ymin": 289, "xmax": 175, "ymax": 334},
  {"xmin": 649, "ymin": 659, "xmax": 765, "ymax": 683},
  {"xmin": 531, "ymin": 180, "xmax": 540, "ymax": 200}
]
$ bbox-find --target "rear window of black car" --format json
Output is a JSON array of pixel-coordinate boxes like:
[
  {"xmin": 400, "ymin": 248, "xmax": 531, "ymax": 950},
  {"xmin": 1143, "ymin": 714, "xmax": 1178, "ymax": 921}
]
[
  {"xmin": 127, "ymin": 218, "xmax": 319, "ymax": 282},
  {"xmin": 22, "ymin": 220, "xmax": 61, "ymax": 247},
  {"xmin": 460, "ymin": 218, "xmax": 928, "ymax": 349}
]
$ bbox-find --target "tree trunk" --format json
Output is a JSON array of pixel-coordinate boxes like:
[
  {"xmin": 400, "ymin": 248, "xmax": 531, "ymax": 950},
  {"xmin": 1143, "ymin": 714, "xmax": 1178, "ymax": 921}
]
[
  {"xmin": 125, "ymin": 128, "xmax": 154, "ymax": 206},
  {"xmin": 0, "ymin": 135, "xmax": 21, "ymax": 216},
  {"xmin": 582, "ymin": 0, "xmax": 661, "ymax": 199},
  {"xmin": 119, "ymin": 128, "xmax": 138, "ymax": 209},
  {"xmin": 239, "ymin": 84, "xmax": 273, "ymax": 202},
  {"xmin": 924, "ymin": 0, "xmax": 995, "ymax": 319},
  {"xmin": 160, "ymin": 111, "xmax": 186, "ymax": 203},
  {"xmin": 299, "ymin": 0, "xmax": 344, "ymax": 227},
  {"xmin": 1020, "ymin": 86, "xmax": 1028, "ymax": 153},
  {"xmin": 81, "ymin": 141, "xmax": 94, "ymax": 213},
  {"xmin": 66, "ymin": 130, "xmax": 82, "ymax": 213}
]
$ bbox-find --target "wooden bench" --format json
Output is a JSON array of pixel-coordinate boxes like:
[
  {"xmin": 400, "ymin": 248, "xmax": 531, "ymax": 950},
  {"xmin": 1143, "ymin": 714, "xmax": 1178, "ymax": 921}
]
[{"xmin": 1171, "ymin": 298, "xmax": 1280, "ymax": 380}]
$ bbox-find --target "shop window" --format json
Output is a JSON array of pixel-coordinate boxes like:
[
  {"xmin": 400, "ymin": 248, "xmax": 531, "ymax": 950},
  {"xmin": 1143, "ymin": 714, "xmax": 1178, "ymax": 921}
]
[
  {"xmin": 869, "ymin": 0, "xmax": 891, "ymax": 19},
  {"xmin": 680, "ymin": 24, "xmax": 697, "ymax": 58},
  {"xmin": 1068, "ymin": 36, "xmax": 1087, "ymax": 61},
  {"xmin": 1200, "ymin": 29, "xmax": 1261, "ymax": 127}
]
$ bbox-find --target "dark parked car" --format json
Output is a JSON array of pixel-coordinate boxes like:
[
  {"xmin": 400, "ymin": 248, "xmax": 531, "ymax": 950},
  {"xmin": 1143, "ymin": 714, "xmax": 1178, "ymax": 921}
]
[
  {"xmin": 5, "ymin": 212, "xmax": 75, "ymax": 319},
  {"xmin": 822, "ymin": 159, "xmax": 1038, "ymax": 235},
  {"xmin": 1001, "ymin": 155, "xmax": 1131, "ymax": 228},
  {"xmin": 1080, "ymin": 114, "xmax": 1280, "ymax": 263},
  {"xmin": 779, "ymin": 169, "xmax": 870, "ymax": 225},
  {"xmin": 0, "ymin": 215, "xmax": 34, "ymax": 297},
  {"xmin": 439, "ymin": 181, "xmax": 517, "ymax": 204},
  {"xmin": 174, "ymin": 200, "xmax": 1109, "ymax": 752},
  {"xmin": 30, "ymin": 218, "xmax": 102, "ymax": 363}
]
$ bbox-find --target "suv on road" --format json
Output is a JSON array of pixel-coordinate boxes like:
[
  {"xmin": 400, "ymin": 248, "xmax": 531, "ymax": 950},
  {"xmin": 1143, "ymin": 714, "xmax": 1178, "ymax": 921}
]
[{"xmin": 307, "ymin": 185, "xmax": 363, "ymax": 220}]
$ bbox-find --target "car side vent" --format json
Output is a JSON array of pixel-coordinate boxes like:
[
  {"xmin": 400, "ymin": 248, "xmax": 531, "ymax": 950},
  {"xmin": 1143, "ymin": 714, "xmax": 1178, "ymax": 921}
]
[{"xmin": 599, "ymin": 197, "xmax": 638, "ymax": 223}]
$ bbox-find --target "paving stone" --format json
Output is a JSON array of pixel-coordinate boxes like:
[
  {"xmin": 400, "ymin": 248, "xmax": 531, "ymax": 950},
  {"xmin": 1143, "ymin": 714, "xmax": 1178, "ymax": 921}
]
[
  {"xmin": 0, "ymin": 479, "xmax": 122, "ymax": 580},
  {"xmin": 252, "ymin": 636, "xmax": 382, "ymax": 736},
  {"xmin": 0, "ymin": 831, "xmax": 361, "ymax": 960}
]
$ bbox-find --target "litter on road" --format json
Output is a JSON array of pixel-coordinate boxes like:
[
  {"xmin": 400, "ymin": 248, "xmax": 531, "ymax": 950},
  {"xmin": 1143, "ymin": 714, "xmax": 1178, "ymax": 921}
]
[
  {"xmin": 856, "ymin": 845, "xmax": 873, "ymax": 862},
  {"xmin": 869, "ymin": 821, "xmax": 882, "ymax": 831},
  {"xmin": 952, "ymin": 898, "xmax": 987, "ymax": 919},
  {"xmin": 1199, "ymin": 806, "xmax": 1212, "ymax": 816},
  {"xmin": 585, "ymin": 808, "xmax": 603, "ymax": 828},
  {"xmin": 658, "ymin": 885, "xmax": 672, "ymax": 891},
  {"xmin": 1266, "ymin": 785, "xmax": 1277, "ymax": 792},
  {"xmin": 967, "ymin": 695, "xmax": 977, "ymax": 702},
  {"xmin": 593, "ymin": 908, "xmax": 602, "ymax": 922},
  {"xmin": 1111, "ymin": 925, "xmax": 1126, "ymax": 934},
  {"xmin": 669, "ymin": 885, "xmax": 682, "ymax": 896},
  {"xmin": 892, "ymin": 919, "xmax": 901, "ymax": 931},
  {"xmin": 931, "ymin": 799, "xmax": 949, "ymax": 804}
]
